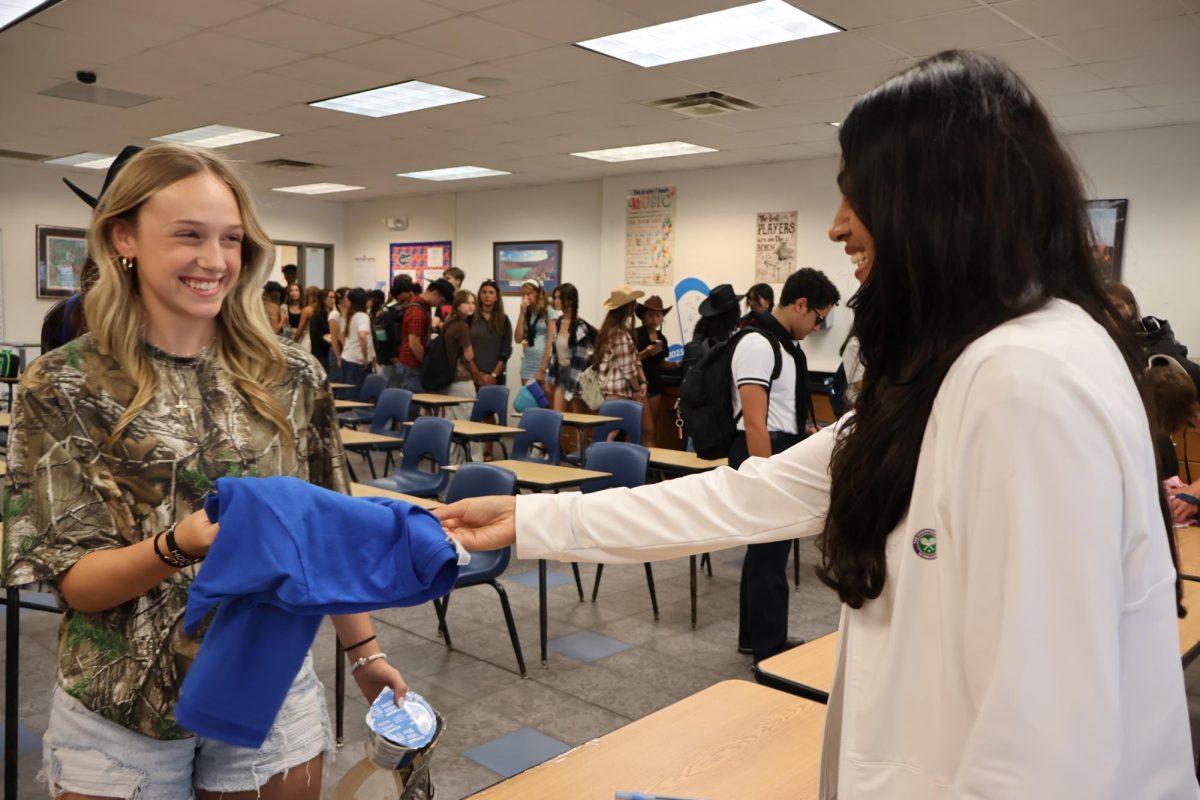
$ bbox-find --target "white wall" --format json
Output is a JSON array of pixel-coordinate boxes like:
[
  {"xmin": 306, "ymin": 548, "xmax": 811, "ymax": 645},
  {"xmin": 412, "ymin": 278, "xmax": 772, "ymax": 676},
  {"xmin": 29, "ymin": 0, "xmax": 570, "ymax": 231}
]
[{"xmin": 0, "ymin": 159, "xmax": 344, "ymax": 347}]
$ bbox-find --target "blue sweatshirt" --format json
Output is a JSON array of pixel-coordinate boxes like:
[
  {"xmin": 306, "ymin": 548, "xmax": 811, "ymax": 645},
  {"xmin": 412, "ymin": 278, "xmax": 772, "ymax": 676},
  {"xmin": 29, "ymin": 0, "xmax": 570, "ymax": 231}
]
[{"xmin": 176, "ymin": 476, "xmax": 459, "ymax": 748}]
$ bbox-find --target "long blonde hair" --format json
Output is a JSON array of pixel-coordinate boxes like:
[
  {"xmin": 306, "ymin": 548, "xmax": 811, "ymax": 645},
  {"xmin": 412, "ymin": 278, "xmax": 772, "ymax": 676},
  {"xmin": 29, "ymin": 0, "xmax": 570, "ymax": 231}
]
[{"xmin": 84, "ymin": 143, "xmax": 292, "ymax": 445}]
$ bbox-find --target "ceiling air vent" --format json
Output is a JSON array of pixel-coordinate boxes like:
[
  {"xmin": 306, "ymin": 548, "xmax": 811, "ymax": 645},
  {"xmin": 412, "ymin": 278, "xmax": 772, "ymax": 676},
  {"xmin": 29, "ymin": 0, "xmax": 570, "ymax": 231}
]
[
  {"xmin": 39, "ymin": 82, "xmax": 158, "ymax": 108},
  {"xmin": 258, "ymin": 158, "xmax": 323, "ymax": 170},
  {"xmin": 647, "ymin": 91, "xmax": 760, "ymax": 118},
  {"xmin": 0, "ymin": 148, "xmax": 52, "ymax": 161}
]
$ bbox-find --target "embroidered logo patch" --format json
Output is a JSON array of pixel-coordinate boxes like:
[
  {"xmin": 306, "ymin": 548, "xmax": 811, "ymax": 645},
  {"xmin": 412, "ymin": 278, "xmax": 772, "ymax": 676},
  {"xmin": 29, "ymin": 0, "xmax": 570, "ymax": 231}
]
[{"xmin": 913, "ymin": 529, "xmax": 937, "ymax": 560}]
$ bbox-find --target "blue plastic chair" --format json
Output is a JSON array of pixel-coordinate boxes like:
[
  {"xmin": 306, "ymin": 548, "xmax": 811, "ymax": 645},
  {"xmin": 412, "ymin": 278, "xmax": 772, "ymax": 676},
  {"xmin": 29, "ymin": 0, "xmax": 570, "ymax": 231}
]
[
  {"xmin": 469, "ymin": 385, "xmax": 511, "ymax": 459},
  {"xmin": 565, "ymin": 399, "xmax": 642, "ymax": 465},
  {"xmin": 363, "ymin": 416, "xmax": 452, "ymax": 497},
  {"xmin": 510, "ymin": 408, "xmax": 562, "ymax": 465},
  {"xmin": 581, "ymin": 442, "xmax": 660, "ymax": 619},
  {"xmin": 369, "ymin": 388, "xmax": 412, "ymax": 474},
  {"xmin": 338, "ymin": 373, "xmax": 387, "ymax": 428},
  {"xmin": 430, "ymin": 464, "xmax": 525, "ymax": 676}
]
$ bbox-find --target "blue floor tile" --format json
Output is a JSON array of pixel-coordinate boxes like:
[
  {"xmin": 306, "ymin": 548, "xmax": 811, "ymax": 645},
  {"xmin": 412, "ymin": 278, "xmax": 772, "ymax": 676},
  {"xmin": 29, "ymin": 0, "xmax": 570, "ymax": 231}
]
[
  {"xmin": 463, "ymin": 727, "xmax": 571, "ymax": 778},
  {"xmin": 507, "ymin": 569, "xmax": 573, "ymax": 589},
  {"xmin": 0, "ymin": 722, "xmax": 42, "ymax": 756},
  {"xmin": 547, "ymin": 630, "xmax": 632, "ymax": 662}
]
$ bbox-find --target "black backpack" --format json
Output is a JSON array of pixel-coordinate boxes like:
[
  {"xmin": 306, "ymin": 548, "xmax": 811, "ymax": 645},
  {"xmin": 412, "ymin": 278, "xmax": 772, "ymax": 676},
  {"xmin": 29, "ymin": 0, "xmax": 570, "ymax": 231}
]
[
  {"xmin": 374, "ymin": 302, "xmax": 417, "ymax": 364},
  {"xmin": 678, "ymin": 328, "xmax": 781, "ymax": 459},
  {"xmin": 418, "ymin": 333, "xmax": 456, "ymax": 391}
]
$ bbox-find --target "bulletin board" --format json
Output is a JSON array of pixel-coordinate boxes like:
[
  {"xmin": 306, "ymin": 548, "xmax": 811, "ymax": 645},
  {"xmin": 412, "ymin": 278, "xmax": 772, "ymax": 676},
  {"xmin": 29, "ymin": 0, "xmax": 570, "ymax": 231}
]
[{"xmin": 389, "ymin": 241, "xmax": 453, "ymax": 288}]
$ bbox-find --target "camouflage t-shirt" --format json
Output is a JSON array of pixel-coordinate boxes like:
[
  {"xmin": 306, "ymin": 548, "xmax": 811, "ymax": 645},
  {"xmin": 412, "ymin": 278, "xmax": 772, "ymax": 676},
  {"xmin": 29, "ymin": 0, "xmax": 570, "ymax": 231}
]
[{"xmin": 1, "ymin": 334, "xmax": 351, "ymax": 739}]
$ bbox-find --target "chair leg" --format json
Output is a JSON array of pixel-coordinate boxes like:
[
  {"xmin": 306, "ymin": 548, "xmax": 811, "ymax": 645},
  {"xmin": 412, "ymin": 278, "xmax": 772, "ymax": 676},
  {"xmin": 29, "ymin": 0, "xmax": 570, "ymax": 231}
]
[
  {"xmin": 793, "ymin": 538, "xmax": 801, "ymax": 590},
  {"xmin": 643, "ymin": 563, "xmax": 659, "ymax": 621},
  {"xmin": 591, "ymin": 564, "xmax": 604, "ymax": 602},
  {"xmin": 383, "ymin": 451, "xmax": 394, "ymax": 474},
  {"xmin": 365, "ymin": 450, "xmax": 378, "ymax": 480},
  {"xmin": 334, "ymin": 639, "xmax": 345, "ymax": 747},
  {"xmin": 432, "ymin": 595, "xmax": 453, "ymax": 649},
  {"xmin": 701, "ymin": 552, "xmax": 713, "ymax": 577},
  {"xmin": 539, "ymin": 560, "xmax": 548, "ymax": 668},
  {"xmin": 689, "ymin": 555, "xmax": 698, "ymax": 630},
  {"xmin": 6, "ymin": 588, "xmax": 21, "ymax": 798},
  {"xmin": 490, "ymin": 580, "xmax": 527, "ymax": 678},
  {"xmin": 571, "ymin": 563, "xmax": 584, "ymax": 602}
]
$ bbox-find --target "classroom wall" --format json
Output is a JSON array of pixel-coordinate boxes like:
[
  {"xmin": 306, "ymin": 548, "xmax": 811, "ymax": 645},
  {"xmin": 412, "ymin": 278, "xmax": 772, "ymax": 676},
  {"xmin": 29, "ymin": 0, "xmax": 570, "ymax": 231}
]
[{"xmin": 0, "ymin": 158, "xmax": 345, "ymax": 347}]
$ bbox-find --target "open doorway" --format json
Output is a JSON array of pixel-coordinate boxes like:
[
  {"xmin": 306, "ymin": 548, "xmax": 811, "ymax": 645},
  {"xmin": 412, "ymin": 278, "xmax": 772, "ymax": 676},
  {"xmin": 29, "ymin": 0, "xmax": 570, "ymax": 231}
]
[{"xmin": 273, "ymin": 241, "xmax": 334, "ymax": 289}]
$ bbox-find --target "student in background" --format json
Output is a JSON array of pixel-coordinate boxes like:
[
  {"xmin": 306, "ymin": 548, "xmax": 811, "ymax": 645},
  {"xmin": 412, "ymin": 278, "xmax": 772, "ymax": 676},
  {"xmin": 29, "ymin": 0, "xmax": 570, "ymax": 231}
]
[
  {"xmin": 4, "ymin": 143, "xmax": 401, "ymax": 799},
  {"xmin": 1146, "ymin": 355, "xmax": 1200, "ymax": 523},
  {"xmin": 541, "ymin": 282, "xmax": 596, "ymax": 413},
  {"xmin": 433, "ymin": 266, "xmax": 465, "ymax": 332},
  {"xmin": 594, "ymin": 285, "xmax": 647, "ymax": 409},
  {"xmin": 263, "ymin": 281, "xmax": 286, "ymax": 338},
  {"xmin": 744, "ymin": 283, "xmax": 774, "ymax": 315},
  {"xmin": 515, "ymin": 278, "xmax": 552, "ymax": 390},
  {"xmin": 1108, "ymin": 282, "xmax": 1200, "ymax": 395},
  {"xmin": 471, "ymin": 279, "xmax": 513, "ymax": 389},
  {"xmin": 734, "ymin": 268, "xmax": 839, "ymax": 662},
  {"xmin": 682, "ymin": 284, "xmax": 741, "ymax": 375},
  {"xmin": 394, "ymin": 279, "xmax": 455, "ymax": 394},
  {"xmin": 436, "ymin": 50, "xmax": 1199, "ymax": 797},
  {"xmin": 840, "ymin": 331, "xmax": 864, "ymax": 408},
  {"xmin": 375, "ymin": 274, "xmax": 416, "ymax": 389},
  {"xmin": 442, "ymin": 290, "xmax": 484, "ymax": 461},
  {"xmin": 308, "ymin": 287, "xmax": 332, "ymax": 372},
  {"xmin": 281, "ymin": 262, "xmax": 297, "ymax": 289},
  {"xmin": 327, "ymin": 286, "xmax": 350, "ymax": 384},
  {"xmin": 339, "ymin": 288, "xmax": 374, "ymax": 391},
  {"xmin": 635, "ymin": 295, "xmax": 675, "ymax": 446}
]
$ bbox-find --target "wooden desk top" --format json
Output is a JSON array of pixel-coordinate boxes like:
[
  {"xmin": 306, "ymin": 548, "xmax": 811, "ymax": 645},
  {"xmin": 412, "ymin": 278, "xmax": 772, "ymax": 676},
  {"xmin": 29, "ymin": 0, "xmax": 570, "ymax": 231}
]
[
  {"xmin": 350, "ymin": 483, "xmax": 443, "ymax": 509},
  {"xmin": 445, "ymin": 460, "xmax": 609, "ymax": 490},
  {"xmin": 512, "ymin": 412, "xmax": 621, "ymax": 427},
  {"xmin": 469, "ymin": 680, "xmax": 823, "ymax": 799},
  {"xmin": 0, "ymin": 412, "xmax": 9, "ymax": 429},
  {"xmin": 756, "ymin": 632, "xmax": 838, "ymax": 700},
  {"xmin": 340, "ymin": 429, "xmax": 403, "ymax": 447},
  {"xmin": 0, "ymin": 376, "xmax": 18, "ymax": 383},
  {"xmin": 1180, "ymin": 580, "xmax": 1200, "ymax": 661},
  {"xmin": 412, "ymin": 393, "xmax": 475, "ymax": 406},
  {"xmin": 404, "ymin": 420, "xmax": 522, "ymax": 439},
  {"xmin": 334, "ymin": 399, "xmax": 373, "ymax": 410},
  {"xmin": 647, "ymin": 447, "xmax": 728, "ymax": 474},
  {"xmin": 329, "ymin": 382, "xmax": 355, "ymax": 390},
  {"xmin": 0, "ymin": 459, "xmax": 6, "ymax": 477},
  {"xmin": 1176, "ymin": 526, "xmax": 1200, "ymax": 580}
]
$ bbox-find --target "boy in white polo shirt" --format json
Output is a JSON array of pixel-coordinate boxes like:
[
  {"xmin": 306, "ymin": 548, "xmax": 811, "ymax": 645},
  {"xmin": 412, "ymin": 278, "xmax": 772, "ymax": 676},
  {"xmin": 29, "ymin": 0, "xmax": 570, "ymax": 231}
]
[{"xmin": 733, "ymin": 267, "xmax": 839, "ymax": 662}]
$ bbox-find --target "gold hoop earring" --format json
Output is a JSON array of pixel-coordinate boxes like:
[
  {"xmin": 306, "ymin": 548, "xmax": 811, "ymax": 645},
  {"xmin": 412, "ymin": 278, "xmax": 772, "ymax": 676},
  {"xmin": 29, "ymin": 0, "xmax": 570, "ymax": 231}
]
[{"xmin": 117, "ymin": 256, "xmax": 134, "ymax": 270}]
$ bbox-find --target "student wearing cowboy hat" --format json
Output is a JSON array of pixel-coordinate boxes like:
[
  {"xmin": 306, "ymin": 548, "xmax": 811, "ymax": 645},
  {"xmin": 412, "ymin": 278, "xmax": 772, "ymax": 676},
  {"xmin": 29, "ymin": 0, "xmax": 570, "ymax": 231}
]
[
  {"xmin": 594, "ymin": 284, "xmax": 647, "ymax": 409},
  {"xmin": 635, "ymin": 294, "xmax": 677, "ymax": 446}
]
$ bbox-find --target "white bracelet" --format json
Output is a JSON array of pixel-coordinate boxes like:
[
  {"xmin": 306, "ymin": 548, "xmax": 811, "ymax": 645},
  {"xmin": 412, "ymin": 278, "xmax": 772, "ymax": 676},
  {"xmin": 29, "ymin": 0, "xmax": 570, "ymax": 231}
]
[{"xmin": 350, "ymin": 652, "xmax": 388, "ymax": 672}]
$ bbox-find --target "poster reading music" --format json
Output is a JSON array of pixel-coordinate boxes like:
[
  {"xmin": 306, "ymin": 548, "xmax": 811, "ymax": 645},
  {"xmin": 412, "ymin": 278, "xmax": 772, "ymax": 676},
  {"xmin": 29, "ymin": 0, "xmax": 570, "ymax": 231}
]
[{"xmin": 625, "ymin": 187, "xmax": 675, "ymax": 286}]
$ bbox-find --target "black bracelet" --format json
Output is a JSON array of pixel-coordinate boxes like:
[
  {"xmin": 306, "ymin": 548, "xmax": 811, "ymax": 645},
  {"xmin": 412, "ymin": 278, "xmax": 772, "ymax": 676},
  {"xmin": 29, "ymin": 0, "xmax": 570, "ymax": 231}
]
[
  {"xmin": 342, "ymin": 634, "xmax": 377, "ymax": 652},
  {"xmin": 153, "ymin": 531, "xmax": 188, "ymax": 569},
  {"xmin": 165, "ymin": 523, "xmax": 203, "ymax": 566}
]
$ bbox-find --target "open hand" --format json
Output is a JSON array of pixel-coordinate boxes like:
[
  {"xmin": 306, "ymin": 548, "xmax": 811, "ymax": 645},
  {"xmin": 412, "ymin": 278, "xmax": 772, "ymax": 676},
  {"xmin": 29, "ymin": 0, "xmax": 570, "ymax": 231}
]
[{"xmin": 435, "ymin": 496, "xmax": 517, "ymax": 551}]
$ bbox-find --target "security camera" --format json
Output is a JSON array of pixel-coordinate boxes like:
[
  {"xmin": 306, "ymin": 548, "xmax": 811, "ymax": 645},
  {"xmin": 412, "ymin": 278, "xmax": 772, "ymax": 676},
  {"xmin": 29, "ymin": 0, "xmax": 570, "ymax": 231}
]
[{"xmin": 76, "ymin": 70, "xmax": 97, "ymax": 85}]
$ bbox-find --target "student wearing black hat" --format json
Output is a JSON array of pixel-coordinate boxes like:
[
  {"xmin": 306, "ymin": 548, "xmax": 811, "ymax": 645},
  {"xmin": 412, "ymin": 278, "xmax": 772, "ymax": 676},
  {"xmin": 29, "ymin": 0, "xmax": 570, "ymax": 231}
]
[
  {"xmin": 635, "ymin": 295, "xmax": 675, "ymax": 446},
  {"xmin": 681, "ymin": 283, "xmax": 742, "ymax": 376}
]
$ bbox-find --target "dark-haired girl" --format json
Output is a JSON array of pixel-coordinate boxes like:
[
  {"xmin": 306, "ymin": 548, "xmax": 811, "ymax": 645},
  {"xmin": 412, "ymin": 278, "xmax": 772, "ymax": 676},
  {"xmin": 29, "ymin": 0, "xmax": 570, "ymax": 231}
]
[{"xmin": 436, "ymin": 50, "xmax": 1197, "ymax": 798}]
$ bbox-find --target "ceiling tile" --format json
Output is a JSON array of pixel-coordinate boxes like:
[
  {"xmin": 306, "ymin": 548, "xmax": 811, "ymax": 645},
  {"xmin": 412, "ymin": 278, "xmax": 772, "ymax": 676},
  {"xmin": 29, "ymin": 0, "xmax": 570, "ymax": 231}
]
[
  {"xmin": 326, "ymin": 38, "xmax": 470, "ymax": 77},
  {"xmin": 278, "ymin": 0, "xmax": 457, "ymax": 35},
  {"xmin": 653, "ymin": 51, "xmax": 792, "ymax": 90},
  {"xmin": 994, "ymin": 0, "xmax": 1185, "ymax": 37},
  {"xmin": 223, "ymin": 104, "xmax": 336, "ymax": 135},
  {"xmin": 427, "ymin": 0, "xmax": 512, "ymax": 10},
  {"xmin": 214, "ymin": 9, "xmax": 376, "ymax": 53},
  {"xmin": 270, "ymin": 56, "xmax": 402, "ymax": 92},
  {"xmin": 32, "ymin": 0, "xmax": 198, "ymax": 46},
  {"xmin": 142, "ymin": 30, "xmax": 308, "ymax": 71},
  {"xmin": 1023, "ymin": 65, "xmax": 1110, "ymax": 96},
  {"xmin": 1045, "ymin": 16, "xmax": 1200, "ymax": 64},
  {"xmin": 1088, "ymin": 50, "xmax": 1200, "ymax": 89},
  {"xmin": 1054, "ymin": 106, "xmax": 1169, "ymax": 133},
  {"xmin": 0, "ymin": 20, "xmax": 152, "ymax": 72},
  {"xmin": 754, "ymin": 31, "xmax": 908, "ymax": 74},
  {"xmin": 492, "ymin": 45, "xmax": 638, "ymax": 83},
  {"xmin": 212, "ymin": 72, "xmax": 331, "ymax": 104},
  {"xmin": 90, "ymin": 0, "xmax": 261, "ymax": 27},
  {"xmin": 1040, "ymin": 89, "xmax": 1143, "ymax": 116},
  {"xmin": 1125, "ymin": 81, "xmax": 1200, "ymax": 106},
  {"xmin": 396, "ymin": 15, "xmax": 555, "ymax": 62},
  {"xmin": 978, "ymin": 39, "xmax": 1074, "ymax": 72},
  {"xmin": 594, "ymin": 0, "xmax": 738, "ymax": 24},
  {"xmin": 797, "ymin": 0, "xmax": 977, "ymax": 30},
  {"xmin": 864, "ymin": 7, "xmax": 1032, "ymax": 57},
  {"xmin": 478, "ymin": 0, "xmax": 648, "ymax": 42},
  {"xmin": 419, "ymin": 62, "xmax": 559, "ymax": 96},
  {"xmin": 1153, "ymin": 102, "xmax": 1200, "ymax": 123}
]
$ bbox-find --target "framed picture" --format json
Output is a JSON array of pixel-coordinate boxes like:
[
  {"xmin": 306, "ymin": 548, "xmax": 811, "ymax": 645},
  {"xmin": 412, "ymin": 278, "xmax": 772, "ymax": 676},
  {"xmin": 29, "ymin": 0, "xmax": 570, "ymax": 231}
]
[
  {"xmin": 37, "ymin": 225, "xmax": 87, "ymax": 298},
  {"xmin": 1086, "ymin": 199, "xmax": 1128, "ymax": 282},
  {"xmin": 493, "ymin": 240, "xmax": 562, "ymax": 295}
]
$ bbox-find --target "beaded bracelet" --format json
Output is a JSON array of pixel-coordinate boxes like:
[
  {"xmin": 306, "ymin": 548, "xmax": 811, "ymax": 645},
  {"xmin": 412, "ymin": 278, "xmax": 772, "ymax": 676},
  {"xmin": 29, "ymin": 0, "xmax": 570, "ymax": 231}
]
[{"xmin": 350, "ymin": 652, "xmax": 388, "ymax": 673}]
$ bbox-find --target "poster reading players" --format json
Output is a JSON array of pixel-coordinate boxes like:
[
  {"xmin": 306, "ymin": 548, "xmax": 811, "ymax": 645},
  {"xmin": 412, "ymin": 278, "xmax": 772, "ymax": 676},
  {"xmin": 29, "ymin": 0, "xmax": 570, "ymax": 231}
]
[
  {"xmin": 625, "ymin": 187, "xmax": 675, "ymax": 286},
  {"xmin": 755, "ymin": 211, "xmax": 798, "ymax": 283}
]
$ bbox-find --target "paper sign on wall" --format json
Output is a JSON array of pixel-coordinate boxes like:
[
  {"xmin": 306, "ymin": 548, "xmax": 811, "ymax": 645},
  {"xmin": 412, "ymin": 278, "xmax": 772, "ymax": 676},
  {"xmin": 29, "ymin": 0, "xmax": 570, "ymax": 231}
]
[
  {"xmin": 755, "ymin": 211, "xmax": 797, "ymax": 283},
  {"xmin": 390, "ymin": 241, "xmax": 453, "ymax": 287},
  {"xmin": 625, "ymin": 187, "xmax": 675, "ymax": 286}
]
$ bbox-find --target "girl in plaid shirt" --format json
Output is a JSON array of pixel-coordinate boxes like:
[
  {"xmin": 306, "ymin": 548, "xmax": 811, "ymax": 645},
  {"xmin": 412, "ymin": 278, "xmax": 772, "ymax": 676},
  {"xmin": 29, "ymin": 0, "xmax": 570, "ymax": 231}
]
[{"xmin": 594, "ymin": 284, "xmax": 647, "ymax": 402}]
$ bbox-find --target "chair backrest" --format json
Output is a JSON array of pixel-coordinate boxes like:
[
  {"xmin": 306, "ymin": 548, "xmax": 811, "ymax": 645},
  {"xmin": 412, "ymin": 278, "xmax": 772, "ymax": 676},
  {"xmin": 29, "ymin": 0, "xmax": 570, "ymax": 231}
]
[
  {"xmin": 471, "ymin": 385, "xmax": 510, "ymax": 426},
  {"xmin": 510, "ymin": 408, "xmax": 562, "ymax": 465},
  {"xmin": 370, "ymin": 388, "xmax": 413, "ymax": 436},
  {"xmin": 398, "ymin": 416, "xmax": 453, "ymax": 474},
  {"xmin": 581, "ymin": 441, "xmax": 649, "ymax": 493},
  {"xmin": 357, "ymin": 373, "xmax": 387, "ymax": 404},
  {"xmin": 592, "ymin": 399, "xmax": 643, "ymax": 445},
  {"xmin": 445, "ymin": 463, "xmax": 517, "ymax": 503}
]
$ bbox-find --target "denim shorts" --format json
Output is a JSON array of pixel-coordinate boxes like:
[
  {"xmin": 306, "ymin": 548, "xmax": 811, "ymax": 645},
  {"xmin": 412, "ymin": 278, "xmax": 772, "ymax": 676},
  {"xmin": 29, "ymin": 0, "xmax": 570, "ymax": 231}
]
[{"xmin": 41, "ymin": 653, "xmax": 332, "ymax": 799}]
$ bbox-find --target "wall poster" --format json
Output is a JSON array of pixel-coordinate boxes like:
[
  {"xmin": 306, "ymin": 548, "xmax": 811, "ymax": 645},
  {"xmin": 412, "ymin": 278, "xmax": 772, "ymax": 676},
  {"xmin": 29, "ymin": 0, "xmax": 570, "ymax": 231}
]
[
  {"xmin": 625, "ymin": 187, "xmax": 675, "ymax": 286},
  {"xmin": 1086, "ymin": 199, "xmax": 1127, "ymax": 282},
  {"xmin": 389, "ymin": 241, "xmax": 452, "ymax": 288},
  {"xmin": 754, "ymin": 211, "xmax": 798, "ymax": 283}
]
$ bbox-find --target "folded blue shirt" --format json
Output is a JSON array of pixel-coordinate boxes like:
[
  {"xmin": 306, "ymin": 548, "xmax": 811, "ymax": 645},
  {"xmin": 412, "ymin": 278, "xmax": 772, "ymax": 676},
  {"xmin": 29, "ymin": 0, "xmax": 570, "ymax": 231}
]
[{"xmin": 176, "ymin": 476, "xmax": 459, "ymax": 748}]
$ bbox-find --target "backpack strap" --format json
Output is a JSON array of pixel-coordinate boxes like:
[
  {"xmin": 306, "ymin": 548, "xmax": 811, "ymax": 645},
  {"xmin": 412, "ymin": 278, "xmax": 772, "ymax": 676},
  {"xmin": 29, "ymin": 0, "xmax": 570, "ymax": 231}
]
[{"xmin": 730, "ymin": 328, "xmax": 782, "ymax": 427}]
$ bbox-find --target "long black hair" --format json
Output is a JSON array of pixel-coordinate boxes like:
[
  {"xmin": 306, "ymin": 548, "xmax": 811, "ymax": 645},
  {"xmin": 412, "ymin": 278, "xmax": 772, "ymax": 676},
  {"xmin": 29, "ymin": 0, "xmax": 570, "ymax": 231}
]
[{"xmin": 818, "ymin": 50, "xmax": 1172, "ymax": 609}]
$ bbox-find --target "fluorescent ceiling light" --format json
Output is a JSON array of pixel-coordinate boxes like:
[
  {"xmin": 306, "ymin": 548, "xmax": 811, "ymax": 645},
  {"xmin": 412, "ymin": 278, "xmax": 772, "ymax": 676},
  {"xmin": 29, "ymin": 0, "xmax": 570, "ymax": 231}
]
[
  {"xmin": 0, "ymin": 0, "xmax": 50, "ymax": 33},
  {"xmin": 273, "ymin": 183, "xmax": 365, "ymax": 195},
  {"xmin": 311, "ymin": 81, "xmax": 483, "ymax": 118},
  {"xmin": 398, "ymin": 166, "xmax": 511, "ymax": 182},
  {"xmin": 153, "ymin": 125, "xmax": 279, "ymax": 148},
  {"xmin": 45, "ymin": 152, "xmax": 117, "ymax": 169},
  {"xmin": 571, "ymin": 141, "xmax": 717, "ymax": 163},
  {"xmin": 576, "ymin": 0, "xmax": 842, "ymax": 68},
  {"xmin": 828, "ymin": 121, "xmax": 841, "ymax": 127}
]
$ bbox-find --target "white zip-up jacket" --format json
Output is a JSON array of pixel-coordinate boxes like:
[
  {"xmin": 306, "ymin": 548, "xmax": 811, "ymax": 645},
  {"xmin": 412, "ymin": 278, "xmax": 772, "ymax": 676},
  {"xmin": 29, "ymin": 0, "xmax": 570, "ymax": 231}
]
[{"xmin": 516, "ymin": 300, "xmax": 1198, "ymax": 799}]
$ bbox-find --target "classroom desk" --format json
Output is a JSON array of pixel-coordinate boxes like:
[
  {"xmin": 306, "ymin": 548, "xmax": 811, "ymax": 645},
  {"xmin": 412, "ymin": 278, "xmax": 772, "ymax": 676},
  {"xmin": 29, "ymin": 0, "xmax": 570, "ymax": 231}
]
[
  {"xmin": 0, "ymin": 459, "xmax": 6, "ymax": 477},
  {"xmin": 404, "ymin": 419, "xmax": 522, "ymax": 461},
  {"xmin": 469, "ymin": 680, "xmax": 823, "ymax": 800},
  {"xmin": 1176, "ymin": 526, "xmax": 1200, "ymax": 581},
  {"xmin": 334, "ymin": 399, "xmax": 373, "ymax": 410},
  {"xmin": 646, "ymin": 446, "xmax": 728, "ymax": 475},
  {"xmin": 339, "ymin": 429, "xmax": 406, "ymax": 481},
  {"xmin": 754, "ymin": 632, "xmax": 838, "ymax": 703},
  {"xmin": 446, "ymin": 459, "xmax": 611, "ymax": 666},
  {"xmin": 329, "ymin": 382, "xmax": 355, "ymax": 390},
  {"xmin": 1180, "ymin": 580, "xmax": 1200, "ymax": 666},
  {"xmin": 513, "ymin": 411, "xmax": 621, "ymax": 457},
  {"xmin": 349, "ymin": 482, "xmax": 443, "ymax": 510},
  {"xmin": 0, "ymin": 412, "xmax": 10, "ymax": 431},
  {"xmin": 412, "ymin": 393, "xmax": 475, "ymax": 410}
]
